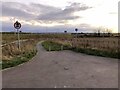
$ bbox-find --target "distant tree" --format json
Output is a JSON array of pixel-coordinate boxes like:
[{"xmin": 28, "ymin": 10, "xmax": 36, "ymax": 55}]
[
  {"xmin": 106, "ymin": 29, "xmax": 112, "ymax": 36},
  {"xmin": 97, "ymin": 26, "xmax": 107, "ymax": 37},
  {"xmin": 101, "ymin": 27, "xmax": 112, "ymax": 36}
]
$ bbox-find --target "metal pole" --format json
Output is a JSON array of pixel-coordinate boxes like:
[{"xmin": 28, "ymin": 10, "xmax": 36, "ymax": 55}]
[
  {"xmin": 14, "ymin": 29, "xmax": 16, "ymax": 35},
  {"xmin": 17, "ymin": 29, "xmax": 20, "ymax": 49},
  {"xmin": 76, "ymin": 31, "xmax": 77, "ymax": 47}
]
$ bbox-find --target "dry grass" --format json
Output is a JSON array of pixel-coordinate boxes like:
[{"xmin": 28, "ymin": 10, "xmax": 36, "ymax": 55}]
[
  {"xmin": 2, "ymin": 33, "xmax": 71, "ymax": 44},
  {"xmin": 2, "ymin": 33, "xmax": 40, "ymax": 44},
  {"xmin": 2, "ymin": 39, "xmax": 38, "ymax": 61},
  {"xmin": 2, "ymin": 33, "xmax": 119, "ymax": 59},
  {"xmin": 50, "ymin": 37, "xmax": 118, "ymax": 53},
  {"xmin": 72, "ymin": 37, "xmax": 118, "ymax": 52}
]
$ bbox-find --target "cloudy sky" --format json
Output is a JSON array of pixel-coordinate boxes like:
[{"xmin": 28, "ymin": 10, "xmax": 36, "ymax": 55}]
[{"xmin": 1, "ymin": 0, "xmax": 119, "ymax": 33}]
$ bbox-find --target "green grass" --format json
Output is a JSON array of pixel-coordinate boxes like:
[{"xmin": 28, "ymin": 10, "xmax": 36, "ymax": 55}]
[
  {"xmin": 71, "ymin": 47, "xmax": 119, "ymax": 59},
  {"xmin": 41, "ymin": 41, "xmax": 63, "ymax": 51},
  {"xmin": 2, "ymin": 50, "xmax": 37, "ymax": 69},
  {"xmin": 2, "ymin": 37, "xmax": 38, "ymax": 69},
  {"xmin": 42, "ymin": 40, "xmax": 71, "ymax": 51}
]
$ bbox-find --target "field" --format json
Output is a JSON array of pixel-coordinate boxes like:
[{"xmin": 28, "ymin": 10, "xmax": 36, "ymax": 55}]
[
  {"xmin": 53, "ymin": 37, "xmax": 119, "ymax": 52},
  {"xmin": 42, "ymin": 38, "xmax": 119, "ymax": 58},
  {"xmin": 2, "ymin": 32, "xmax": 72, "ymax": 44},
  {"xmin": 1, "ymin": 32, "xmax": 119, "ymax": 67}
]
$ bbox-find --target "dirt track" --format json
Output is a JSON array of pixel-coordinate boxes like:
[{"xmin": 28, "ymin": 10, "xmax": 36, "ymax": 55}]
[{"xmin": 2, "ymin": 42, "xmax": 118, "ymax": 88}]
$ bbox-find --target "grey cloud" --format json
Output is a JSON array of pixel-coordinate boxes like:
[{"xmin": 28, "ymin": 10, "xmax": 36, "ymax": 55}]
[
  {"xmin": 66, "ymin": 2, "xmax": 91, "ymax": 11},
  {"xmin": 78, "ymin": 23, "xmax": 91, "ymax": 27},
  {"xmin": 2, "ymin": 5, "xmax": 34, "ymax": 19},
  {"xmin": 1, "ymin": 1, "xmax": 92, "ymax": 24},
  {"xmin": 2, "ymin": 21, "xmax": 94, "ymax": 33},
  {"xmin": 37, "ymin": 2, "xmax": 92, "ymax": 21},
  {"xmin": 1, "ymin": 2, "xmax": 35, "ymax": 19},
  {"xmin": 1, "ymin": 1, "xmax": 95, "ymax": 33},
  {"xmin": 30, "ymin": 3, "xmax": 61, "ymax": 14},
  {"xmin": 1, "ymin": 1, "xmax": 61, "ymax": 19}
]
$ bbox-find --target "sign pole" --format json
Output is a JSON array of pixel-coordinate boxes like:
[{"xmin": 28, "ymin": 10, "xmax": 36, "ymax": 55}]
[
  {"xmin": 14, "ymin": 21, "xmax": 21, "ymax": 50},
  {"xmin": 17, "ymin": 29, "xmax": 20, "ymax": 49}
]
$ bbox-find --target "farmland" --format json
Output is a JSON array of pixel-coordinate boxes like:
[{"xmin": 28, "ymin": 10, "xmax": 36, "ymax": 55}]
[
  {"xmin": 42, "ymin": 37, "xmax": 119, "ymax": 58},
  {"xmin": 2, "ymin": 32, "xmax": 72, "ymax": 44},
  {"xmin": 53, "ymin": 37, "xmax": 119, "ymax": 53},
  {"xmin": 1, "ymin": 32, "xmax": 119, "ymax": 67},
  {"xmin": 2, "ymin": 32, "xmax": 119, "ymax": 58}
]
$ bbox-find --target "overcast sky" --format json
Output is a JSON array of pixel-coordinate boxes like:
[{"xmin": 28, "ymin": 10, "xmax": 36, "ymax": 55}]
[{"xmin": 1, "ymin": 0, "xmax": 119, "ymax": 33}]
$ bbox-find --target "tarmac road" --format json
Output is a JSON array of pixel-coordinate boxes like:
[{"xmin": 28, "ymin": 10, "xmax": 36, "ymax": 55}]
[{"xmin": 2, "ymin": 42, "xmax": 118, "ymax": 88}]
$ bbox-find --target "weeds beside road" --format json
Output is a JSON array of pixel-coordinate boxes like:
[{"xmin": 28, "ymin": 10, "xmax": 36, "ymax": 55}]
[
  {"xmin": 2, "ymin": 33, "xmax": 119, "ymax": 69},
  {"xmin": 2, "ymin": 39, "xmax": 38, "ymax": 69},
  {"xmin": 2, "ymin": 50, "xmax": 37, "ymax": 69},
  {"xmin": 42, "ymin": 40, "xmax": 119, "ymax": 59}
]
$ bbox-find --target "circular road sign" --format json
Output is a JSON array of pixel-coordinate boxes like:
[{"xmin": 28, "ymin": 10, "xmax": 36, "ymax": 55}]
[{"xmin": 14, "ymin": 21, "xmax": 21, "ymax": 29}]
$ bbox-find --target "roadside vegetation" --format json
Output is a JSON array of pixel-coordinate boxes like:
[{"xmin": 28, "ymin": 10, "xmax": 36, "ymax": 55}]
[
  {"xmin": 2, "ymin": 51, "xmax": 36, "ymax": 69},
  {"xmin": 71, "ymin": 47, "xmax": 119, "ymax": 59},
  {"xmin": 2, "ymin": 32, "xmax": 119, "ymax": 69},
  {"xmin": 42, "ymin": 41, "xmax": 63, "ymax": 51},
  {"xmin": 41, "ymin": 40, "xmax": 71, "ymax": 51},
  {"xmin": 2, "ymin": 39, "xmax": 38, "ymax": 69},
  {"xmin": 42, "ymin": 40, "xmax": 119, "ymax": 59},
  {"xmin": 2, "ymin": 32, "xmax": 71, "ymax": 69}
]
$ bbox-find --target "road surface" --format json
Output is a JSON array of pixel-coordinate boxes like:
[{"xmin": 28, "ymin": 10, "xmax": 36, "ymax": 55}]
[{"xmin": 2, "ymin": 42, "xmax": 118, "ymax": 88}]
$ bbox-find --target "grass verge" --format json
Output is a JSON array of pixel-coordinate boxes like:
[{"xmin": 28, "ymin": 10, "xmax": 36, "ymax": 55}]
[
  {"xmin": 71, "ymin": 47, "xmax": 119, "ymax": 59},
  {"xmin": 2, "ymin": 39, "xmax": 38, "ymax": 69},
  {"xmin": 2, "ymin": 50, "xmax": 37, "ymax": 69},
  {"xmin": 42, "ymin": 40, "xmax": 63, "ymax": 51},
  {"xmin": 42, "ymin": 40, "xmax": 119, "ymax": 59}
]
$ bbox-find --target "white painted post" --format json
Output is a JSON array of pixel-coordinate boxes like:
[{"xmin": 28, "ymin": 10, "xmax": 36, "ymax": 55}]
[
  {"xmin": 49, "ymin": 46, "xmax": 51, "ymax": 51},
  {"xmin": 61, "ymin": 45, "xmax": 63, "ymax": 50}
]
